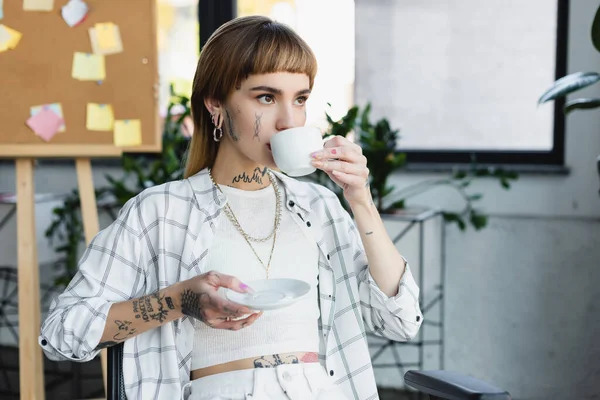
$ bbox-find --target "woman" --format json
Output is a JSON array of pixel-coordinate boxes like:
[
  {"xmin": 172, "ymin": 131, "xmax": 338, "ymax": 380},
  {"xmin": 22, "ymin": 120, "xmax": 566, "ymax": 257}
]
[{"xmin": 39, "ymin": 15, "xmax": 423, "ymax": 400}]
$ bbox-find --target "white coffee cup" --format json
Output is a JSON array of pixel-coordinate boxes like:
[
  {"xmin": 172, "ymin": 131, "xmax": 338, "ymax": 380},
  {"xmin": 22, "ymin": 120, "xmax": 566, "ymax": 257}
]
[{"xmin": 270, "ymin": 126, "xmax": 323, "ymax": 177}]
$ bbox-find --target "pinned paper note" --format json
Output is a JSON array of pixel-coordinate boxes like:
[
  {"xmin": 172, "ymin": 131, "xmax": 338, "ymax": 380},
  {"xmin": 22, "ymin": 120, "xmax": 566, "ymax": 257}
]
[
  {"xmin": 89, "ymin": 23, "xmax": 123, "ymax": 55},
  {"xmin": 23, "ymin": 0, "xmax": 54, "ymax": 11},
  {"xmin": 96, "ymin": 23, "xmax": 118, "ymax": 49},
  {"xmin": 0, "ymin": 25, "xmax": 23, "ymax": 52},
  {"xmin": 72, "ymin": 52, "xmax": 106, "ymax": 81},
  {"xmin": 114, "ymin": 120, "xmax": 142, "ymax": 147},
  {"xmin": 31, "ymin": 103, "xmax": 65, "ymax": 132},
  {"xmin": 86, "ymin": 103, "xmax": 114, "ymax": 131},
  {"xmin": 61, "ymin": 0, "xmax": 88, "ymax": 27},
  {"xmin": 25, "ymin": 108, "xmax": 64, "ymax": 142}
]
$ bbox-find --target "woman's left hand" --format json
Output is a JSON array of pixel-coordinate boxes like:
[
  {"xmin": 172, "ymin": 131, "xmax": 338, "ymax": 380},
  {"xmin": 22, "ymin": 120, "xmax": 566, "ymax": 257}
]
[{"xmin": 311, "ymin": 135, "xmax": 372, "ymax": 207}]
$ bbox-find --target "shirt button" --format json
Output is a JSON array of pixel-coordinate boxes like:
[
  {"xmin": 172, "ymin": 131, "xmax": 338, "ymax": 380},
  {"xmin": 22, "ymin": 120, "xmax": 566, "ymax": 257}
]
[
  {"xmin": 326, "ymin": 254, "xmax": 330, "ymax": 260},
  {"xmin": 330, "ymin": 370, "xmax": 334, "ymax": 376},
  {"xmin": 306, "ymin": 221, "xmax": 311, "ymax": 227},
  {"xmin": 41, "ymin": 339, "xmax": 47, "ymax": 346},
  {"xmin": 416, "ymin": 315, "xmax": 421, "ymax": 322},
  {"xmin": 288, "ymin": 200, "xmax": 295, "ymax": 207}
]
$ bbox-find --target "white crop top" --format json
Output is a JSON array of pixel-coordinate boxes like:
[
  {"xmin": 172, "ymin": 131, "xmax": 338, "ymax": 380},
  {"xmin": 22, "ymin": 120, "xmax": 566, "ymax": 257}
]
[{"xmin": 191, "ymin": 177, "xmax": 320, "ymax": 369}]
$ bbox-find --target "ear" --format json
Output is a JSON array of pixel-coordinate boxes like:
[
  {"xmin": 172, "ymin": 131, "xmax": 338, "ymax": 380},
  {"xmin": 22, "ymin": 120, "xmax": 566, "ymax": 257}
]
[{"xmin": 204, "ymin": 97, "xmax": 223, "ymax": 128}]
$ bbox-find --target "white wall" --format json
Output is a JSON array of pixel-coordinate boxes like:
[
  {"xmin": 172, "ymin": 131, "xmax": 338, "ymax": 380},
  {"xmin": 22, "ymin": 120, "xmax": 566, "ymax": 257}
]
[{"xmin": 356, "ymin": 1, "xmax": 600, "ymax": 399}]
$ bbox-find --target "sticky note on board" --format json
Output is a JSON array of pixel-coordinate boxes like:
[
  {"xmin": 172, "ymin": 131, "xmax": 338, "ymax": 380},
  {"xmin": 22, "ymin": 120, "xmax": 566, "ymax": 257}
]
[
  {"xmin": 86, "ymin": 103, "xmax": 114, "ymax": 131},
  {"xmin": 30, "ymin": 103, "xmax": 65, "ymax": 132},
  {"xmin": 114, "ymin": 120, "xmax": 142, "ymax": 147},
  {"xmin": 72, "ymin": 52, "xmax": 105, "ymax": 81},
  {"xmin": 61, "ymin": 0, "xmax": 88, "ymax": 27},
  {"xmin": 89, "ymin": 25, "xmax": 123, "ymax": 55},
  {"xmin": 23, "ymin": 0, "xmax": 54, "ymax": 11},
  {"xmin": 0, "ymin": 25, "xmax": 23, "ymax": 51},
  {"xmin": 95, "ymin": 23, "xmax": 118, "ymax": 49},
  {"xmin": 25, "ymin": 108, "xmax": 64, "ymax": 142}
]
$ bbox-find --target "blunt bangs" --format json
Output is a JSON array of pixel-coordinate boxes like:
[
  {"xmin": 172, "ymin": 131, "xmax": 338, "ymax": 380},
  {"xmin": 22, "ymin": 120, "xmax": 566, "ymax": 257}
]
[{"xmin": 236, "ymin": 22, "xmax": 318, "ymax": 88}]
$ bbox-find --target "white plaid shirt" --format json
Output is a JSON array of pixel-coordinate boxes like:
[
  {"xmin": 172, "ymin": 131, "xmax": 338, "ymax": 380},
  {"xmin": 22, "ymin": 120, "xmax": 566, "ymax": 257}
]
[{"xmin": 39, "ymin": 168, "xmax": 423, "ymax": 400}]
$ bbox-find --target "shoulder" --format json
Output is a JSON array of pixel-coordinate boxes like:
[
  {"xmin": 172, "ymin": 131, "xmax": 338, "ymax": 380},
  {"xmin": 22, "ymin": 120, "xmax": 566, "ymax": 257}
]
[{"xmin": 117, "ymin": 179, "xmax": 196, "ymax": 224}]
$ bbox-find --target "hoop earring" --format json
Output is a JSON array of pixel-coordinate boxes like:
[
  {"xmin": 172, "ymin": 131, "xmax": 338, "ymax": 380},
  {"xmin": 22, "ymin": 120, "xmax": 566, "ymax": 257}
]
[{"xmin": 213, "ymin": 126, "xmax": 223, "ymax": 142}]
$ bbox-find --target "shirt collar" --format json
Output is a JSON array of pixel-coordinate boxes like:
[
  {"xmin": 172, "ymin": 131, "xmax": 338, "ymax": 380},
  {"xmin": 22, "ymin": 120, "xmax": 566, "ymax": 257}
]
[{"xmin": 187, "ymin": 168, "xmax": 313, "ymax": 215}]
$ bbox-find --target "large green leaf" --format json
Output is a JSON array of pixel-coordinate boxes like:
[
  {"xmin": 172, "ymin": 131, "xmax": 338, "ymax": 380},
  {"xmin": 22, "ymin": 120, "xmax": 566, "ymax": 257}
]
[
  {"xmin": 564, "ymin": 97, "xmax": 600, "ymax": 114},
  {"xmin": 592, "ymin": 4, "xmax": 600, "ymax": 53},
  {"xmin": 538, "ymin": 72, "xmax": 600, "ymax": 104}
]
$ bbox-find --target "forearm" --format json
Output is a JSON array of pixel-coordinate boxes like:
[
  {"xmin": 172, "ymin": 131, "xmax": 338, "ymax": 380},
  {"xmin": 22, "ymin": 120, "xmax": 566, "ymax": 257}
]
[
  {"xmin": 96, "ymin": 281, "xmax": 186, "ymax": 349},
  {"xmin": 349, "ymin": 200, "xmax": 406, "ymax": 297}
]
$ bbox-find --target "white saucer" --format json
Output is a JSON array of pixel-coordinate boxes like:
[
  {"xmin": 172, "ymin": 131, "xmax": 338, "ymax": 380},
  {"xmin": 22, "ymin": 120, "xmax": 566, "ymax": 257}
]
[{"xmin": 225, "ymin": 278, "xmax": 311, "ymax": 310}]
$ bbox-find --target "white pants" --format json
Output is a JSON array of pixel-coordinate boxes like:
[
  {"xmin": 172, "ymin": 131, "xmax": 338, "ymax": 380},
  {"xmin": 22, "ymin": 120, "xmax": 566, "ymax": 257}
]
[{"xmin": 183, "ymin": 362, "xmax": 349, "ymax": 400}]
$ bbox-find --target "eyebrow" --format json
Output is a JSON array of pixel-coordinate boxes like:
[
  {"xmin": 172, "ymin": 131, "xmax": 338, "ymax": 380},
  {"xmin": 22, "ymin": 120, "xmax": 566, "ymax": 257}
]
[{"xmin": 249, "ymin": 86, "xmax": 311, "ymax": 97}]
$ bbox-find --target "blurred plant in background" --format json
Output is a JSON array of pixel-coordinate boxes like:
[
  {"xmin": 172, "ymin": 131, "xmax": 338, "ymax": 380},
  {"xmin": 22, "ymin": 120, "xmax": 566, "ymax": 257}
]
[{"xmin": 309, "ymin": 103, "xmax": 518, "ymax": 231}]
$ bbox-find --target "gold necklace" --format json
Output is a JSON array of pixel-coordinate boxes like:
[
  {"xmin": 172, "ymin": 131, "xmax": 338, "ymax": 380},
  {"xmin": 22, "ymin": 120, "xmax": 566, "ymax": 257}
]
[{"xmin": 208, "ymin": 169, "xmax": 280, "ymax": 279}]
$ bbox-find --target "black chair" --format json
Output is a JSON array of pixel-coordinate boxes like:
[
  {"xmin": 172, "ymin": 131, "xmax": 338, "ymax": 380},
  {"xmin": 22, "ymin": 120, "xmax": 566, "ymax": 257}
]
[
  {"xmin": 107, "ymin": 343, "xmax": 511, "ymax": 400},
  {"xmin": 404, "ymin": 370, "xmax": 512, "ymax": 400},
  {"xmin": 107, "ymin": 342, "xmax": 126, "ymax": 400}
]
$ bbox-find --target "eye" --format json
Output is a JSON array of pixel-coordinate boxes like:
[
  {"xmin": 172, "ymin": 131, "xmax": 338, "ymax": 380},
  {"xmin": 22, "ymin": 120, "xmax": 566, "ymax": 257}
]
[
  {"xmin": 295, "ymin": 96, "xmax": 308, "ymax": 106},
  {"xmin": 257, "ymin": 94, "xmax": 275, "ymax": 105}
]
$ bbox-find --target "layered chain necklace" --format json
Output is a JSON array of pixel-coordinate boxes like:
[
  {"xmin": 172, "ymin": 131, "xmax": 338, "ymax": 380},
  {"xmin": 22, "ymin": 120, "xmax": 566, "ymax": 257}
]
[{"xmin": 208, "ymin": 169, "xmax": 281, "ymax": 279}]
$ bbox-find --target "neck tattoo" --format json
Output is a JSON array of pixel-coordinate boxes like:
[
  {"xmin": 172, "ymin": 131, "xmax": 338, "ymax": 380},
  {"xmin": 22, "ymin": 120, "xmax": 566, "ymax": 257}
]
[{"xmin": 232, "ymin": 167, "xmax": 268, "ymax": 185}]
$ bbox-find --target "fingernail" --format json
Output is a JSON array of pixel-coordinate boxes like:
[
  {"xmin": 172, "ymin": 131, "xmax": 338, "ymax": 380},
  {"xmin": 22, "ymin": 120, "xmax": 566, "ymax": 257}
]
[
  {"xmin": 310, "ymin": 151, "xmax": 320, "ymax": 158},
  {"xmin": 241, "ymin": 283, "xmax": 254, "ymax": 293},
  {"xmin": 331, "ymin": 149, "xmax": 337, "ymax": 155}
]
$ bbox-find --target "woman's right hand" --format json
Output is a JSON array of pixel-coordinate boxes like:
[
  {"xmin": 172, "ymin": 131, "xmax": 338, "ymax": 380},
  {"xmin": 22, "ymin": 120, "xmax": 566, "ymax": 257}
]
[{"xmin": 178, "ymin": 271, "xmax": 262, "ymax": 330}]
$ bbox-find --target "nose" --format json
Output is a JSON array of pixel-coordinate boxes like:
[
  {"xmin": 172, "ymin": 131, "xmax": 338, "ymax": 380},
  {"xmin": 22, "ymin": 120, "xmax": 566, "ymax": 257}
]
[{"xmin": 275, "ymin": 104, "xmax": 295, "ymax": 132}]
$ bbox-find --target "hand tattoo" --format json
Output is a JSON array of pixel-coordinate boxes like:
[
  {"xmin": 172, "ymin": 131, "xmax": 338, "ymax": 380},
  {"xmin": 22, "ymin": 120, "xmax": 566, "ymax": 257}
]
[
  {"xmin": 181, "ymin": 288, "xmax": 219, "ymax": 327},
  {"xmin": 225, "ymin": 109, "xmax": 239, "ymax": 142},
  {"xmin": 254, "ymin": 113, "xmax": 262, "ymax": 141},
  {"xmin": 232, "ymin": 167, "xmax": 268, "ymax": 185}
]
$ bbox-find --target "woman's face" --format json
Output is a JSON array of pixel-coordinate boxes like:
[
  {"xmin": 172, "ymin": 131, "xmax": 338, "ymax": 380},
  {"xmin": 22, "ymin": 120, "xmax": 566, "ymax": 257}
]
[{"xmin": 216, "ymin": 72, "xmax": 311, "ymax": 169}]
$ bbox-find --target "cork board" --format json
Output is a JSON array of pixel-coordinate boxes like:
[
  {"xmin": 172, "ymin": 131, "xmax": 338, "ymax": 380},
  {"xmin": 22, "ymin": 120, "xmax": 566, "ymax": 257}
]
[{"xmin": 0, "ymin": 0, "xmax": 160, "ymax": 158}]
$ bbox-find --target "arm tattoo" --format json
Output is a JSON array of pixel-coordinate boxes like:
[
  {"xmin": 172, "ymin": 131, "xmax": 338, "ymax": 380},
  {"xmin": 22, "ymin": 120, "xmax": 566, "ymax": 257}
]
[
  {"xmin": 95, "ymin": 320, "xmax": 137, "ymax": 349},
  {"xmin": 132, "ymin": 291, "xmax": 175, "ymax": 324},
  {"xmin": 225, "ymin": 109, "xmax": 239, "ymax": 142},
  {"xmin": 232, "ymin": 167, "xmax": 268, "ymax": 185},
  {"xmin": 254, "ymin": 113, "xmax": 262, "ymax": 141},
  {"xmin": 253, "ymin": 354, "xmax": 299, "ymax": 368},
  {"xmin": 365, "ymin": 231, "xmax": 373, "ymax": 235}
]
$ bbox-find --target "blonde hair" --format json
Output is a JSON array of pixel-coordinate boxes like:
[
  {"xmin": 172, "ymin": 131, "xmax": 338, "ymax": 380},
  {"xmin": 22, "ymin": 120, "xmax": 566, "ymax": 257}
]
[{"xmin": 184, "ymin": 15, "xmax": 318, "ymax": 178}]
